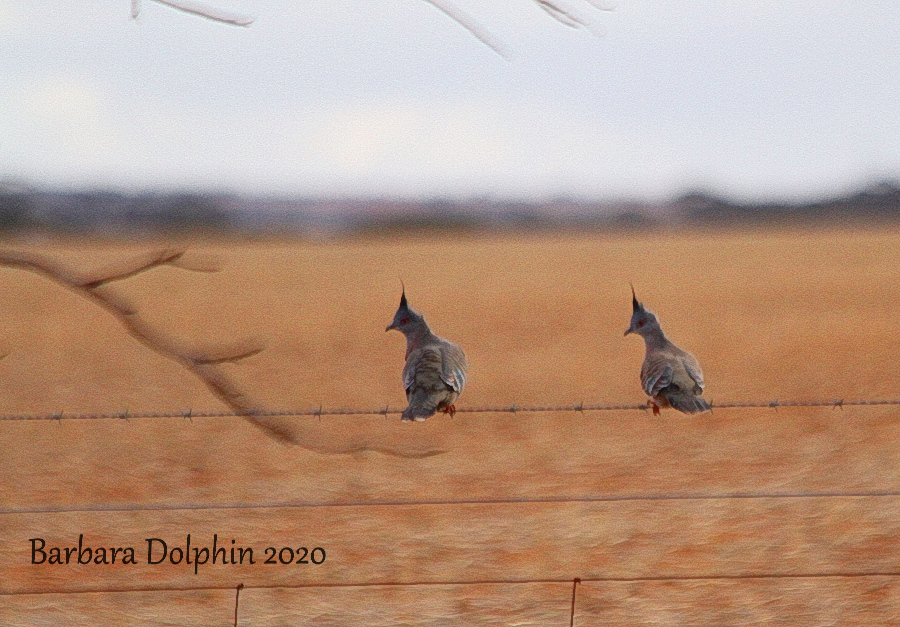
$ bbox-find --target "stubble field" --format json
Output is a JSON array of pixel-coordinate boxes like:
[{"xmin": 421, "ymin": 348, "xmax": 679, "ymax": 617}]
[{"xmin": 2, "ymin": 227, "xmax": 900, "ymax": 625}]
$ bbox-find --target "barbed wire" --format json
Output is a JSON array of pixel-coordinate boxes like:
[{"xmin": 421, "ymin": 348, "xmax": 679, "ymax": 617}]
[
  {"xmin": 1, "ymin": 397, "xmax": 899, "ymax": 423},
  {"xmin": 6, "ymin": 489, "xmax": 900, "ymax": 517},
  {"xmin": 7, "ymin": 571, "xmax": 900, "ymax": 599}
]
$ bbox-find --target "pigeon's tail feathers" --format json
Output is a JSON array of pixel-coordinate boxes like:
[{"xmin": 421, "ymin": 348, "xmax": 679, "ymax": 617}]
[
  {"xmin": 401, "ymin": 390, "xmax": 441, "ymax": 422},
  {"xmin": 401, "ymin": 345, "xmax": 462, "ymax": 422},
  {"xmin": 665, "ymin": 392, "xmax": 711, "ymax": 414},
  {"xmin": 402, "ymin": 384, "xmax": 460, "ymax": 422},
  {"xmin": 401, "ymin": 407, "xmax": 434, "ymax": 422}
]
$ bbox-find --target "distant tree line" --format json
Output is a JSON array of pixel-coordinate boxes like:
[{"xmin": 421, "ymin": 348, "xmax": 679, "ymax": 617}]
[
  {"xmin": 676, "ymin": 181, "xmax": 900, "ymax": 225},
  {"xmin": 2, "ymin": 181, "xmax": 900, "ymax": 236},
  {"xmin": 0, "ymin": 190, "xmax": 233, "ymax": 234}
]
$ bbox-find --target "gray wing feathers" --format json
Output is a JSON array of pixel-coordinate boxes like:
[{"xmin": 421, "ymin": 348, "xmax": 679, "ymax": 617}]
[
  {"xmin": 439, "ymin": 343, "xmax": 468, "ymax": 393},
  {"xmin": 402, "ymin": 345, "xmax": 461, "ymax": 421},
  {"xmin": 681, "ymin": 353, "xmax": 705, "ymax": 391},
  {"xmin": 642, "ymin": 345, "xmax": 710, "ymax": 415},
  {"xmin": 641, "ymin": 357, "xmax": 673, "ymax": 397}
]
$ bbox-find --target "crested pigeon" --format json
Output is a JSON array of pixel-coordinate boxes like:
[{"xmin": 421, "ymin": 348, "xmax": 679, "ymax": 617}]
[
  {"xmin": 624, "ymin": 286, "xmax": 711, "ymax": 415},
  {"xmin": 386, "ymin": 287, "xmax": 468, "ymax": 422}
]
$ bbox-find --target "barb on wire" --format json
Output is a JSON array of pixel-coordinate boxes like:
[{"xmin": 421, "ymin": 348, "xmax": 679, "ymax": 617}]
[{"xmin": 2, "ymin": 398, "xmax": 900, "ymax": 423}]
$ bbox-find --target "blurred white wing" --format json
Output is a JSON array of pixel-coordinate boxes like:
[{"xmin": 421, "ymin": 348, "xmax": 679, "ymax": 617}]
[
  {"xmin": 420, "ymin": 0, "xmax": 512, "ymax": 59},
  {"xmin": 146, "ymin": 0, "xmax": 255, "ymax": 26}
]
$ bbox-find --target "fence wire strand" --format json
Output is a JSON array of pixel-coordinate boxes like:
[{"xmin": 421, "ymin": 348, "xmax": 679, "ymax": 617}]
[
  {"xmin": 6, "ymin": 489, "xmax": 900, "ymax": 517},
  {"xmin": 2, "ymin": 398, "xmax": 900, "ymax": 422},
  {"xmin": 7, "ymin": 571, "xmax": 900, "ymax": 598}
]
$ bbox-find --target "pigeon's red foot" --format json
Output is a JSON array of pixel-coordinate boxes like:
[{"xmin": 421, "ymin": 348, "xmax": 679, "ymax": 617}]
[
  {"xmin": 649, "ymin": 400, "xmax": 661, "ymax": 416},
  {"xmin": 440, "ymin": 404, "xmax": 457, "ymax": 418}
]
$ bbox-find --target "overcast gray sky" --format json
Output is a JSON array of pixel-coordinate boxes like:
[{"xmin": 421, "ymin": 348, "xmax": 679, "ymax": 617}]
[{"xmin": 2, "ymin": 1, "xmax": 900, "ymax": 201}]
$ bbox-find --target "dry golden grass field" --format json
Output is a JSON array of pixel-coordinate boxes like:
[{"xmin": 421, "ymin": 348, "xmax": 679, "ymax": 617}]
[{"xmin": 2, "ymin": 227, "xmax": 900, "ymax": 625}]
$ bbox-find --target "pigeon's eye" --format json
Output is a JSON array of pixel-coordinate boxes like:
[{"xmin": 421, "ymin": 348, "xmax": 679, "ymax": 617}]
[
  {"xmin": 637, "ymin": 320, "xmax": 646, "ymax": 328},
  {"xmin": 400, "ymin": 317, "xmax": 410, "ymax": 325}
]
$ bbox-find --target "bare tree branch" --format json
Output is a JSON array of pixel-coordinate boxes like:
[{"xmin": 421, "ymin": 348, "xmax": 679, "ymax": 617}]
[
  {"xmin": 583, "ymin": 0, "xmax": 617, "ymax": 10},
  {"xmin": 79, "ymin": 248, "xmax": 186, "ymax": 289},
  {"xmin": 421, "ymin": 0, "xmax": 615, "ymax": 56},
  {"xmin": 189, "ymin": 340, "xmax": 265, "ymax": 365},
  {"xmin": 0, "ymin": 249, "xmax": 446, "ymax": 458},
  {"xmin": 534, "ymin": 0, "xmax": 586, "ymax": 28},
  {"xmin": 168, "ymin": 252, "xmax": 222, "ymax": 273},
  {"xmin": 420, "ymin": 0, "xmax": 512, "ymax": 60},
  {"xmin": 131, "ymin": 0, "xmax": 255, "ymax": 27},
  {"xmin": 128, "ymin": 0, "xmax": 614, "ymax": 55}
]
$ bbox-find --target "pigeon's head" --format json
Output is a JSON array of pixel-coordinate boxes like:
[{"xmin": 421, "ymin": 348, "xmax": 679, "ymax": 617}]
[
  {"xmin": 386, "ymin": 285, "xmax": 426, "ymax": 335},
  {"xmin": 624, "ymin": 285, "xmax": 660, "ymax": 337}
]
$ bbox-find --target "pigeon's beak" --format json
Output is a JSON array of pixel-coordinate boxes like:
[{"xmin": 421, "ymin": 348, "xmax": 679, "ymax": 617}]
[
  {"xmin": 386, "ymin": 322, "xmax": 396, "ymax": 332},
  {"xmin": 624, "ymin": 327, "xmax": 633, "ymax": 336}
]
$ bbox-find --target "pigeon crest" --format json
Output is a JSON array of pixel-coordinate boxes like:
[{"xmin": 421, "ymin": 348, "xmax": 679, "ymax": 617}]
[
  {"xmin": 624, "ymin": 286, "xmax": 710, "ymax": 415},
  {"xmin": 386, "ymin": 286, "xmax": 468, "ymax": 422}
]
